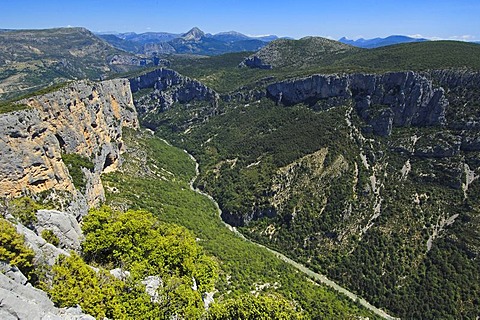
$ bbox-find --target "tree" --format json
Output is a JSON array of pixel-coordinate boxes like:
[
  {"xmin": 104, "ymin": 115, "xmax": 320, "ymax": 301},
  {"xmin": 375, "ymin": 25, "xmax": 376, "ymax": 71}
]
[
  {"xmin": 0, "ymin": 218, "xmax": 35, "ymax": 279},
  {"xmin": 207, "ymin": 293, "xmax": 305, "ymax": 320},
  {"xmin": 49, "ymin": 252, "xmax": 162, "ymax": 319}
]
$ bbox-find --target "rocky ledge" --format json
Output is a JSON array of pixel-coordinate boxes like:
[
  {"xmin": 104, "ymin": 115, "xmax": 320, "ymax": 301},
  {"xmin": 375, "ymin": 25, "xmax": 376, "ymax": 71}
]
[
  {"xmin": 0, "ymin": 263, "xmax": 94, "ymax": 320},
  {"xmin": 267, "ymin": 71, "xmax": 448, "ymax": 136}
]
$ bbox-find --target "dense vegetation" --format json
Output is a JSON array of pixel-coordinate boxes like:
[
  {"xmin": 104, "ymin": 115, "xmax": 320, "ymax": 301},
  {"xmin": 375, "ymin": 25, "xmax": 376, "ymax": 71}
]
[
  {"xmin": 166, "ymin": 39, "xmax": 480, "ymax": 94},
  {"xmin": 3, "ymin": 34, "xmax": 480, "ymax": 319},
  {"xmin": 140, "ymin": 48, "xmax": 480, "ymax": 318},
  {"xmin": 47, "ymin": 206, "xmax": 220, "ymax": 319},
  {"xmin": 207, "ymin": 293, "xmax": 305, "ymax": 320},
  {"xmin": 0, "ymin": 127, "xmax": 375, "ymax": 319},
  {"xmin": 101, "ymin": 128, "xmax": 377, "ymax": 319}
]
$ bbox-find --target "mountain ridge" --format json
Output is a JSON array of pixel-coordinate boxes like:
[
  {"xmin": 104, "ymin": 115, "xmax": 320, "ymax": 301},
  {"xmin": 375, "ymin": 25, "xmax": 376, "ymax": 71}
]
[
  {"xmin": 1, "ymin": 24, "xmax": 480, "ymax": 320},
  {"xmin": 339, "ymin": 35, "xmax": 429, "ymax": 48},
  {"xmin": 99, "ymin": 27, "xmax": 281, "ymax": 56},
  {"xmin": 0, "ymin": 27, "xmax": 142, "ymax": 101}
]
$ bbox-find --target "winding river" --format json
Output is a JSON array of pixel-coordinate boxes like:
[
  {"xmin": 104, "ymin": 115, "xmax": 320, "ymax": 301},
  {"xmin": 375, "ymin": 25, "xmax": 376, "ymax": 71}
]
[{"xmin": 184, "ymin": 150, "xmax": 399, "ymax": 320}]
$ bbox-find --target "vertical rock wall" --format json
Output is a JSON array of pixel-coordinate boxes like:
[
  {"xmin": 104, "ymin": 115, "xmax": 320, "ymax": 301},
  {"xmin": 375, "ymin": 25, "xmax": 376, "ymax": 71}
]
[{"xmin": 0, "ymin": 79, "xmax": 138, "ymax": 215}]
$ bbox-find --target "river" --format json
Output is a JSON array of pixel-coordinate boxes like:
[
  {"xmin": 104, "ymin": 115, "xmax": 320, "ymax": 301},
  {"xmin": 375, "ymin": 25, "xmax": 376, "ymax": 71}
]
[{"xmin": 184, "ymin": 149, "xmax": 399, "ymax": 320}]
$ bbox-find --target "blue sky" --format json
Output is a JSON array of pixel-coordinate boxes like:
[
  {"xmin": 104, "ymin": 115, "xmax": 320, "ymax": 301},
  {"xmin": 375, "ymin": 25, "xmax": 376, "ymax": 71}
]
[{"xmin": 1, "ymin": 0, "xmax": 479, "ymax": 40}]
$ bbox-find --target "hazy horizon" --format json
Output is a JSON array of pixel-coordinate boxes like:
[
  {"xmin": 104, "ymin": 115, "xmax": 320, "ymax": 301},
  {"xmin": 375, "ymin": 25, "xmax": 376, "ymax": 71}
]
[{"xmin": 1, "ymin": 0, "xmax": 479, "ymax": 41}]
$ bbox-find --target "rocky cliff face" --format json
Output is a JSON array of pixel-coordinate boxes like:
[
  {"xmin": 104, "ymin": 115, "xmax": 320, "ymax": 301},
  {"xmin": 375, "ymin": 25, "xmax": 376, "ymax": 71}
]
[
  {"xmin": 0, "ymin": 79, "xmax": 138, "ymax": 215},
  {"xmin": 0, "ymin": 78, "xmax": 139, "ymax": 319},
  {"xmin": 130, "ymin": 68, "xmax": 220, "ymax": 130},
  {"xmin": 130, "ymin": 68, "xmax": 219, "ymax": 112},
  {"xmin": 267, "ymin": 71, "xmax": 448, "ymax": 136}
]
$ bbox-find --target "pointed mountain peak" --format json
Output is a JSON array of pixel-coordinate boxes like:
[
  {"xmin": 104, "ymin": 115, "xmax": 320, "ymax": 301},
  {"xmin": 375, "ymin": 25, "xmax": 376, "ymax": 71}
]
[{"xmin": 182, "ymin": 27, "xmax": 205, "ymax": 41}]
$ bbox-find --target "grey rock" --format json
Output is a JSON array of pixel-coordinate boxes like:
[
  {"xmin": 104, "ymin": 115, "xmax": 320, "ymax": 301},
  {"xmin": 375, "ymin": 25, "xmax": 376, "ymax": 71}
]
[
  {"xmin": 110, "ymin": 268, "xmax": 131, "ymax": 280},
  {"xmin": 267, "ymin": 71, "xmax": 448, "ymax": 136},
  {"xmin": 35, "ymin": 209, "xmax": 83, "ymax": 251},
  {"xmin": 429, "ymin": 69, "xmax": 480, "ymax": 90},
  {"xmin": 141, "ymin": 275, "xmax": 162, "ymax": 303},
  {"xmin": 56, "ymin": 306, "xmax": 96, "ymax": 320},
  {"xmin": 15, "ymin": 223, "xmax": 69, "ymax": 267},
  {"xmin": 130, "ymin": 68, "xmax": 220, "ymax": 131},
  {"xmin": 0, "ymin": 272, "xmax": 94, "ymax": 319},
  {"xmin": 413, "ymin": 133, "xmax": 462, "ymax": 158},
  {"xmin": 109, "ymin": 54, "xmax": 142, "ymax": 66},
  {"xmin": 0, "ymin": 262, "xmax": 28, "ymax": 285},
  {"xmin": 239, "ymin": 56, "xmax": 272, "ymax": 69},
  {"xmin": 130, "ymin": 68, "xmax": 219, "ymax": 112},
  {"xmin": 143, "ymin": 42, "xmax": 176, "ymax": 55},
  {"xmin": 0, "ymin": 78, "xmax": 138, "ymax": 217},
  {"xmin": 203, "ymin": 291, "xmax": 215, "ymax": 309}
]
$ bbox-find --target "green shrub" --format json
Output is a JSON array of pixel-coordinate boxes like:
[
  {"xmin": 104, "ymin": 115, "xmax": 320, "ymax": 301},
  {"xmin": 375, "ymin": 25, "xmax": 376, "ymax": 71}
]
[
  {"xmin": 207, "ymin": 293, "xmax": 305, "ymax": 320},
  {"xmin": 0, "ymin": 102, "xmax": 29, "ymax": 114},
  {"xmin": 41, "ymin": 229, "xmax": 60, "ymax": 247},
  {"xmin": 82, "ymin": 206, "xmax": 218, "ymax": 287},
  {"xmin": 0, "ymin": 218, "xmax": 35, "ymax": 279},
  {"xmin": 61, "ymin": 153, "xmax": 94, "ymax": 192},
  {"xmin": 8, "ymin": 196, "xmax": 41, "ymax": 227},
  {"xmin": 81, "ymin": 205, "xmax": 218, "ymax": 318},
  {"xmin": 48, "ymin": 252, "xmax": 160, "ymax": 319}
]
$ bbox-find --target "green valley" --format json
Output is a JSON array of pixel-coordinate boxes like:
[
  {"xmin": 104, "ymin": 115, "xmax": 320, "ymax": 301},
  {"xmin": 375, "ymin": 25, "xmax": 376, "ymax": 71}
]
[{"xmin": 1, "ymin": 25, "xmax": 479, "ymax": 320}]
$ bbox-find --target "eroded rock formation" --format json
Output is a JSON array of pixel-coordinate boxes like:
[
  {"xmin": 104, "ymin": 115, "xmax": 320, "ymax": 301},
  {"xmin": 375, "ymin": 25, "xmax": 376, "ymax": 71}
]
[
  {"xmin": 267, "ymin": 71, "xmax": 448, "ymax": 136},
  {"xmin": 0, "ymin": 79, "xmax": 138, "ymax": 214},
  {"xmin": 130, "ymin": 68, "xmax": 219, "ymax": 113}
]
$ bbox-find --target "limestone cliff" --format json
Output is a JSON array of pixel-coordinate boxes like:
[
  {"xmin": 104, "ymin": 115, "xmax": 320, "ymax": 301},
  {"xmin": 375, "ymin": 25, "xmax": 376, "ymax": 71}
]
[
  {"xmin": 130, "ymin": 68, "xmax": 220, "ymax": 130},
  {"xmin": 267, "ymin": 71, "xmax": 448, "ymax": 136},
  {"xmin": 130, "ymin": 68, "xmax": 218, "ymax": 112},
  {"xmin": 0, "ymin": 79, "xmax": 138, "ymax": 215}
]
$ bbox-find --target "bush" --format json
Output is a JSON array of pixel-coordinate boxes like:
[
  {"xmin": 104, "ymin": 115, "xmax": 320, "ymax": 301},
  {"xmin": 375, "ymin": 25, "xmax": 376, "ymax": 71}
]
[
  {"xmin": 82, "ymin": 206, "xmax": 218, "ymax": 289},
  {"xmin": 80, "ymin": 205, "xmax": 219, "ymax": 318},
  {"xmin": 0, "ymin": 218, "xmax": 35, "ymax": 279},
  {"xmin": 41, "ymin": 229, "xmax": 60, "ymax": 247},
  {"xmin": 61, "ymin": 153, "xmax": 94, "ymax": 192},
  {"xmin": 207, "ymin": 293, "xmax": 305, "ymax": 320},
  {"xmin": 8, "ymin": 196, "xmax": 41, "ymax": 227},
  {"xmin": 48, "ymin": 252, "xmax": 160, "ymax": 319}
]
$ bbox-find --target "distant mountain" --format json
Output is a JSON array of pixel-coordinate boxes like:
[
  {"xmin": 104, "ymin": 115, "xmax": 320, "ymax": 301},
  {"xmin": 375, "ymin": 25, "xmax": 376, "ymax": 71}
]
[
  {"xmin": 0, "ymin": 27, "xmax": 141, "ymax": 100},
  {"xmin": 180, "ymin": 27, "xmax": 205, "ymax": 41},
  {"xmin": 339, "ymin": 35, "xmax": 428, "ymax": 48},
  {"xmin": 209, "ymin": 31, "xmax": 252, "ymax": 42},
  {"xmin": 98, "ymin": 34, "xmax": 144, "ymax": 53},
  {"xmin": 241, "ymin": 36, "xmax": 361, "ymax": 69},
  {"xmin": 241, "ymin": 36, "xmax": 480, "ymax": 72},
  {"xmin": 100, "ymin": 27, "xmax": 280, "ymax": 56},
  {"xmin": 209, "ymin": 31, "xmax": 279, "ymax": 43},
  {"xmin": 117, "ymin": 32, "xmax": 180, "ymax": 44}
]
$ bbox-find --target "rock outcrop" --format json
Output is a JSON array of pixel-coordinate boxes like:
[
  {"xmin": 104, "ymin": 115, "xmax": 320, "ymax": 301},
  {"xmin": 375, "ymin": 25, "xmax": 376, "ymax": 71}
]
[
  {"xmin": 15, "ymin": 221, "xmax": 70, "ymax": 266},
  {"xmin": 267, "ymin": 71, "xmax": 448, "ymax": 136},
  {"xmin": 0, "ymin": 79, "xmax": 138, "ymax": 216},
  {"xmin": 429, "ymin": 69, "xmax": 480, "ymax": 89},
  {"xmin": 0, "ymin": 265, "xmax": 94, "ymax": 320},
  {"xmin": 130, "ymin": 68, "xmax": 219, "ymax": 112},
  {"xmin": 240, "ymin": 56, "xmax": 273, "ymax": 69},
  {"xmin": 35, "ymin": 209, "xmax": 84, "ymax": 250},
  {"xmin": 130, "ymin": 68, "xmax": 220, "ymax": 130}
]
